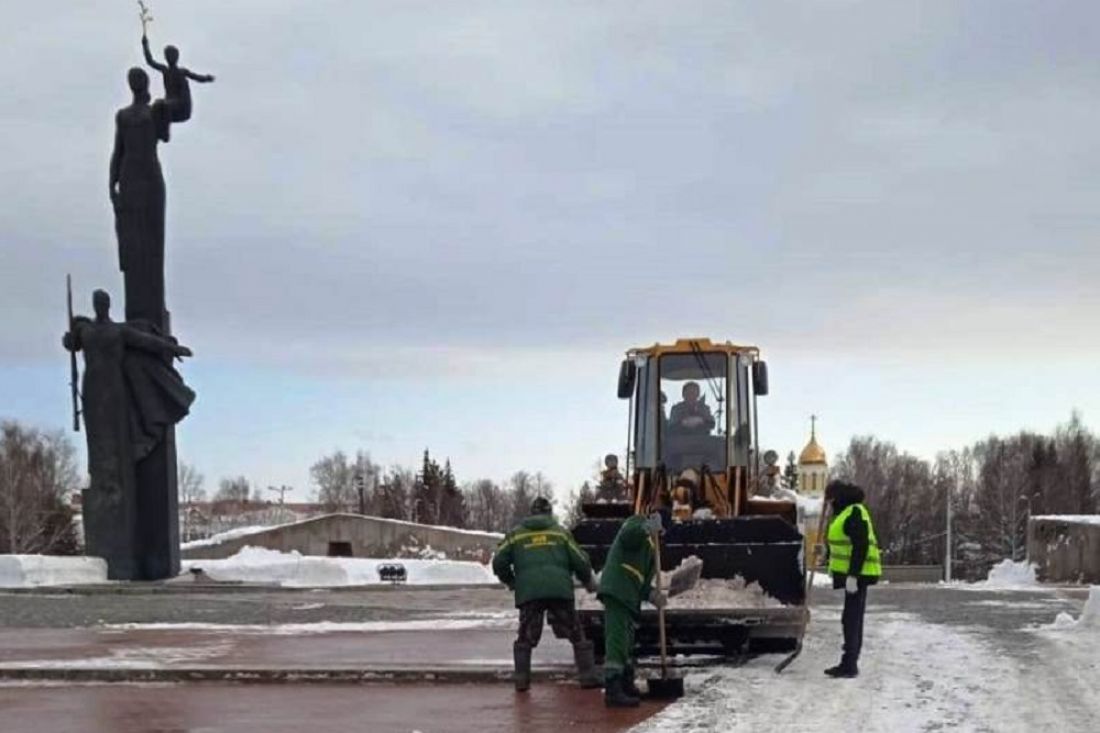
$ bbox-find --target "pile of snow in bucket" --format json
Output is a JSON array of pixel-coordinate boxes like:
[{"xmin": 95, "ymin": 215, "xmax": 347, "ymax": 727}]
[
  {"xmin": 978, "ymin": 559, "xmax": 1039, "ymax": 589},
  {"xmin": 1044, "ymin": 586, "xmax": 1100, "ymax": 631},
  {"xmin": 576, "ymin": 575, "xmax": 783, "ymax": 610},
  {"xmin": 181, "ymin": 546, "xmax": 497, "ymax": 587},
  {"xmin": 0, "ymin": 556, "xmax": 108, "ymax": 588}
]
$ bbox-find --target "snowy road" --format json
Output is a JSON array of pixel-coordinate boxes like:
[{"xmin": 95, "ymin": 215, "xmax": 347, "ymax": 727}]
[{"xmin": 633, "ymin": 590, "xmax": 1099, "ymax": 733}]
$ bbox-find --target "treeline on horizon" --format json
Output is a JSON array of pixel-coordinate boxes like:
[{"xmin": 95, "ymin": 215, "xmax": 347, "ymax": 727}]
[
  {"xmin": 830, "ymin": 412, "xmax": 1099, "ymax": 580},
  {"xmin": 2, "ymin": 414, "xmax": 1098, "ymax": 576}
]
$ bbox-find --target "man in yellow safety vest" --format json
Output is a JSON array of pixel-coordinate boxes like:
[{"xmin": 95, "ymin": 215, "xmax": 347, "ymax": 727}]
[{"xmin": 824, "ymin": 480, "xmax": 882, "ymax": 678}]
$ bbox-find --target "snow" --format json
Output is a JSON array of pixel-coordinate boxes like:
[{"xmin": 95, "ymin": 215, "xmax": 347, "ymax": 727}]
[
  {"xmin": 666, "ymin": 577, "xmax": 783, "ymax": 609},
  {"xmin": 1040, "ymin": 586, "xmax": 1100, "ymax": 631},
  {"xmin": 0, "ymin": 555, "xmax": 107, "ymax": 588},
  {"xmin": 180, "ymin": 546, "xmax": 498, "ymax": 587},
  {"xmin": 576, "ymin": 575, "xmax": 784, "ymax": 610},
  {"xmin": 0, "ymin": 643, "xmax": 235, "ymax": 670},
  {"xmin": 630, "ymin": 607, "xmax": 1100, "ymax": 732},
  {"xmin": 977, "ymin": 559, "xmax": 1039, "ymax": 589},
  {"xmin": 1031, "ymin": 514, "xmax": 1100, "ymax": 526},
  {"xmin": 180, "ymin": 526, "xmax": 275, "ymax": 550},
  {"xmin": 181, "ymin": 515, "xmax": 503, "ymax": 551},
  {"xmin": 98, "ymin": 615, "xmax": 514, "ymax": 635}
]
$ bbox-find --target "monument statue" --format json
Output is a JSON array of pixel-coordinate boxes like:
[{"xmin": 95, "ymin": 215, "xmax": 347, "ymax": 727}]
[
  {"xmin": 142, "ymin": 34, "xmax": 215, "ymax": 127},
  {"xmin": 109, "ymin": 67, "xmax": 170, "ymax": 327},
  {"xmin": 63, "ymin": 289, "xmax": 194, "ymax": 579},
  {"xmin": 63, "ymin": 3, "xmax": 207, "ymax": 580}
]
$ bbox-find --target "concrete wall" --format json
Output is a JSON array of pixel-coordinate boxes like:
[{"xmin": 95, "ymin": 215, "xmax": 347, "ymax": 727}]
[
  {"xmin": 1028, "ymin": 517, "xmax": 1100, "ymax": 584},
  {"xmin": 880, "ymin": 565, "xmax": 943, "ymax": 584},
  {"xmin": 181, "ymin": 514, "xmax": 502, "ymax": 563}
]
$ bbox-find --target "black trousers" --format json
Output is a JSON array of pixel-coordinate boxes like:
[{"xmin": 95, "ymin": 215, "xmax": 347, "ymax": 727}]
[
  {"xmin": 517, "ymin": 599, "xmax": 586, "ymax": 648},
  {"xmin": 841, "ymin": 585, "xmax": 868, "ymax": 665}
]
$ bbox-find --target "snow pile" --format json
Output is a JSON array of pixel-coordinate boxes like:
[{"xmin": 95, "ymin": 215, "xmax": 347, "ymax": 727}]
[
  {"xmin": 1082, "ymin": 585, "xmax": 1100, "ymax": 628},
  {"xmin": 0, "ymin": 555, "xmax": 108, "ymax": 588},
  {"xmin": 576, "ymin": 576, "xmax": 782, "ymax": 610},
  {"xmin": 181, "ymin": 546, "xmax": 497, "ymax": 587},
  {"xmin": 979, "ymin": 559, "xmax": 1039, "ymax": 588},
  {"xmin": 1042, "ymin": 586, "xmax": 1100, "ymax": 631},
  {"xmin": 181, "ymin": 526, "xmax": 275, "ymax": 550},
  {"xmin": 668, "ymin": 577, "xmax": 783, "ymax": 609}
]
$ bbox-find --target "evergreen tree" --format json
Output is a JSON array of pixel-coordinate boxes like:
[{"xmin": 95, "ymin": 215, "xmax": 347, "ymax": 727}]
[
  {"xmin": 782, "ymin": 451, "xmax": 799, "ymax": 490},
  {"xmin": 439, "ymin": 459, "xmax": 466, "ymax": 528},
  {"xmin": 414, "ymin": 449, "xmax": 443, "ymax": 525}
]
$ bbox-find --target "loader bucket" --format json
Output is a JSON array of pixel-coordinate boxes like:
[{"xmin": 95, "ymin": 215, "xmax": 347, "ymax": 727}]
[
  {"xmin": 574, "ymin": 516, "xmax": 806, "ymax": 605},
  {"xmin": 573, "ymin": 515, "xmax": 807, "ymax": 657}
]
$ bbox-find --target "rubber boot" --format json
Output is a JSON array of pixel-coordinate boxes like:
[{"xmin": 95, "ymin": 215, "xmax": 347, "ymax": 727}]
[
  {"xmin": 622, "ymin": 665, "xmax": 642, "ymax": 698},
  {"xmin": 573, "ymin": 641, "xmax": 601, "ymax": 689},
  {"xmin": 513, "ymin": 642, "xmax": 532, "ymax": 691},
  {"xmin": 604, "ymin": 674, "xmax": 640, "ymax": 708}
]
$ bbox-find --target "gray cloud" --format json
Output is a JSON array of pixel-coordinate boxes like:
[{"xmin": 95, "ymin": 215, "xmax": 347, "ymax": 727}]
[{"xmin": 3, "ymin": 1, "xmax": 1099, "ymax": 375}]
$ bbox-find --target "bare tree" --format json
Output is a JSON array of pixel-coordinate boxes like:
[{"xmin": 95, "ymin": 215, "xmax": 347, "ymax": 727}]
[
  {"xmin": 214, "ymin": 476, "xmax": 251, "ymax": 503},
  {"xmin": 463, "ymin": 478, "xmax": 513, "ymax": 532},
  {"xmin": 310, "ymin": 450, "xmax": 379, "ymax": 514},
  {"xmin": 0, "ymin": 421, "xmax": 80, "ymax": 555},
  {"xmin": 178, "ymin": 462, "xmax": 205, "ymax": 505}
]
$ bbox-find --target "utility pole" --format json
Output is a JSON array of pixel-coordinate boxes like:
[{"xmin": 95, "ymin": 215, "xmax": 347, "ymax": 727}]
[
  {"xmin": 267, "ymin": 485, "xmax": 290, "ymax": 504},
  {"xmin": 945, "ymin": 480, "xmax": 953, "ymax": 582}
]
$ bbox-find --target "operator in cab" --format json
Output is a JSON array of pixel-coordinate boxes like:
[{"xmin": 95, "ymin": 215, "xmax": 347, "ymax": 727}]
[
  {"xmin": 668, "ymin": 381, "xmax": 715, "ymax": 435},
  {"xmin": 492, "ymin": 497, "xmax": 601, "ymax": 692},
  {"xmin": 823, "ymin": 480, "xmax": 882, "ymax": 679}
]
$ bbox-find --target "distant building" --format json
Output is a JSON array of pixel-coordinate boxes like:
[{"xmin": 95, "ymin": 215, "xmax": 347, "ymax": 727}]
[{"xmin": 797, "ymin": 416, "xmax": 828, "ymax": 496}]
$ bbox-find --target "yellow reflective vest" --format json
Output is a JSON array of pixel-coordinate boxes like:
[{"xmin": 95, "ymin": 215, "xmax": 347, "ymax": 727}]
[{"xmin": 827, "ymin": 503, "xmax": 882, "ymax": 577}]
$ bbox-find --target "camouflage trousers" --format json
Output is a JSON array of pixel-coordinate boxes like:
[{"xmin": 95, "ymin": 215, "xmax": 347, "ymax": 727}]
[{"xmin": 516, "ymin": 599, "xmax": 586, "ymax": 648}]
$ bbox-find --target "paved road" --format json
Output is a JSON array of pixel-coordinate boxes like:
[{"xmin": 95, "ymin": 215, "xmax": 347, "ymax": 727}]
[{"xmin": 0, "ymin": 583, "xmax": 1090, "ymax": 732}]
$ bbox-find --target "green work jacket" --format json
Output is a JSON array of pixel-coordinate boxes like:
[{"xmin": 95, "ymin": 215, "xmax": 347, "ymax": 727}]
[
  {"xmin": 597, "ymin": 515, "xmax": 656, "ymax": 616},
  {"xmin": 492, "ymin": 514, "xmax": 593, "ymax": 607}
]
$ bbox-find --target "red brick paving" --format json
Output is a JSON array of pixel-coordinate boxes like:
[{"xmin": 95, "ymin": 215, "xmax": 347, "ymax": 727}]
[{"xmin": 0, "ymin": 682, "xmax": 665, "ymax": 733}]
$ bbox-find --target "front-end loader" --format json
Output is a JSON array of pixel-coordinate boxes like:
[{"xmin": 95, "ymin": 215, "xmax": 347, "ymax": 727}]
[{"xmin": 574, "ymin": 338, "xmax": 808, "ymax": 658}]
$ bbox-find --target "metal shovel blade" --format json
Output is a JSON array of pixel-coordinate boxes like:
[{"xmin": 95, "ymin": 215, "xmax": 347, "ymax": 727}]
[{"xmin": 646, "ymin": 675, "xmax": 685, "ymax": 700}]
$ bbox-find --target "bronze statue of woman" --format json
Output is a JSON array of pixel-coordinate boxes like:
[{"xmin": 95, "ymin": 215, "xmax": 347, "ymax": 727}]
[{"xmin": 110, "ymin": 67, "xmax": 170, "ymax": 329}]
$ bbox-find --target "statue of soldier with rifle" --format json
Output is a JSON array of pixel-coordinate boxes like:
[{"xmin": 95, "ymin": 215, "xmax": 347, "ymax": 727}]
[{"xmin": 63, "ymin": 287, "xmax": 194, "ymax": 580}]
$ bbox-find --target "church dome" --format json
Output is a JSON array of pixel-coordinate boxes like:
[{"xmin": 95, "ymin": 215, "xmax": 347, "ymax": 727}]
[
  {"xmin": 799, "ymin": 436, "xmax": 827, "ymax": 465},
  {"xmin": 798, "ymin": 416, "xmax": 827, "ymax": 465}
]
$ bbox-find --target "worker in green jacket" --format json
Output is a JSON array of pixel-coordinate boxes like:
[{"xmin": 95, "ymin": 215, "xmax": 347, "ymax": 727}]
[
  {"xmin": 597, "ymin": 512, "xmax": 666, "ymax": 708},
  {"xmin": 492, "ymin": 496, "xmax": 600, "ymax": 692},
  {"xmin": 824, "ymin": 479, "xmax": 882, "ymax": 678}
]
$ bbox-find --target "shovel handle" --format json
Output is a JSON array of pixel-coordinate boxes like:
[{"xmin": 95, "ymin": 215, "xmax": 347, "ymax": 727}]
[{"xmin": 654, "ymin": 529, "xmax": 668, "ymax": 675}]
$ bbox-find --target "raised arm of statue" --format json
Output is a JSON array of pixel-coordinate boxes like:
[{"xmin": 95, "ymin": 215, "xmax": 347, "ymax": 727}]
[
  {"xmin": 122, "ymin": 325, "xmax": 192, "ymax": 359},
  {"xmin": 142, "ymin": 35, "xmax": 167, "ymax": 73},
  {"xmin": 184, "ymin": 67, "xmax": 215, "ymax": 83}
]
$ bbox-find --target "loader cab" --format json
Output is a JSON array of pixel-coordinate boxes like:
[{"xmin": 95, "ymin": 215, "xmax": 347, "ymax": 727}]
[{"xmin": 623, "ymin": 339, "xmax": 767, "ymax": 482}]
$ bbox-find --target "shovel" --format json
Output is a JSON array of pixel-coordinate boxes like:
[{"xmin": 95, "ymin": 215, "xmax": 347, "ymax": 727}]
[{"xmin": 646, "ymin": 528, "xmax": 685, "ymax": 699}]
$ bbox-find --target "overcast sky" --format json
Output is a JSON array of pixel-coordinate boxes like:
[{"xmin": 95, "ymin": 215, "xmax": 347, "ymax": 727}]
[{"xmin": 2, "ymin": 1, "xmax": 1098, "ymax": 502}]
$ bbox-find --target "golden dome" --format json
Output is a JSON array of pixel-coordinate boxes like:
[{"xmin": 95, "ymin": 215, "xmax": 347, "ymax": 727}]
[{"xmin": 798, "ymin": 416, "xmax": 827, "ymax": 465}]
